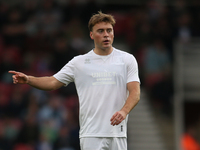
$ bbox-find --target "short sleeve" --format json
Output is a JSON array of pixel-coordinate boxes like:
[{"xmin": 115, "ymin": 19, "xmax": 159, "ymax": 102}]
[
  {"xmin": 125, "ymin": 54, "xmax": 140, "ymax": 83},
  {"xmin": 53, "ymin": 58, "xmax": 75, "ymax": 86}
]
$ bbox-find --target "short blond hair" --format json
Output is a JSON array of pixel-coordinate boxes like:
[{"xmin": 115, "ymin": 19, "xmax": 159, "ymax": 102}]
[{"xmin": 88, "ymin": 11, "xmax": 116, "ymax": 31}]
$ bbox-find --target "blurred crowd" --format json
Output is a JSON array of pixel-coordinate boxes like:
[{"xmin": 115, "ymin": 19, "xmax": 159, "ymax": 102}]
[{"xmin": 1, "ymin": 0, "xmax": 200, "ymax": 149}]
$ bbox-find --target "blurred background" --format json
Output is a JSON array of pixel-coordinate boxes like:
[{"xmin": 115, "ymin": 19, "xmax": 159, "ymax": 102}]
[{"xmin": 0, "ymin": 0, "xmax": 200, "ymax": 150}]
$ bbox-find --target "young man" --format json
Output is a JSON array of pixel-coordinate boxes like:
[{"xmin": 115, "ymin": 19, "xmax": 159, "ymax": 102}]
[{"xmin": 9, "ymin": 11, "xmax": 140, "ymax": 150}]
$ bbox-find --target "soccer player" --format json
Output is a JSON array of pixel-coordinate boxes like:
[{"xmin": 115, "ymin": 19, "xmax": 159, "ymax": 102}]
[{"xmin": 9, "ymin": 11, "xmax": 140, "ymax": 150}]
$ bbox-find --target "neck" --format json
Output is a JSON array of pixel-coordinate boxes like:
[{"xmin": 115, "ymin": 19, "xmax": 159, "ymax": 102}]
[{"xmin": 93, "ymin": 47, "xmax": 113, "ymax": 56}]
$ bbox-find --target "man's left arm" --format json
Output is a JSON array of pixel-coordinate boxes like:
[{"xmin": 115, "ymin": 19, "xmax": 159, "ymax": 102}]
[{"xmin": 110, "ymin": 81, "xmax": 140, "ymax": 126}]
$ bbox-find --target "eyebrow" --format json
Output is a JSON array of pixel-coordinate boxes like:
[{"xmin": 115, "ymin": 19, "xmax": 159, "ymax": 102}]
[{"xmin": 97, "ymin": 28, "xmax": 113, "ymax": 31}]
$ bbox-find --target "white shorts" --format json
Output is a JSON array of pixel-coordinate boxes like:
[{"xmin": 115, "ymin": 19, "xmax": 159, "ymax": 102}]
[{"xmin": 80, "ymin": 137, "xmax": 127, "ymax": 150}]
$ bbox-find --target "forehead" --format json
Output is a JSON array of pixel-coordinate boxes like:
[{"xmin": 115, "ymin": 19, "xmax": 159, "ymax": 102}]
[{"xmin": 93, "ymin": 22, "xmax": 113, "ymax": 30}]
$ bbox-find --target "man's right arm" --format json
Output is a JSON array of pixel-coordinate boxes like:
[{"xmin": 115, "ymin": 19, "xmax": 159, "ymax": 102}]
[{"xmin": 9, "ymin": 71, "xmax": 65, "ymax": 91}]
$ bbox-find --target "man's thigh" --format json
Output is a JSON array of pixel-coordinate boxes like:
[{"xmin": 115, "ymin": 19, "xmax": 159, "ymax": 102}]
[
  {"xmin": 80, "ymin": 137, "xmax": 108, "ymax": 150},
  {"xmin": 80, "ymin": 137, "xmax": 127, "ymax": 150},
  {"xmin": 110, "ymin": 137, "xmax": 127, "ymax": 150}
]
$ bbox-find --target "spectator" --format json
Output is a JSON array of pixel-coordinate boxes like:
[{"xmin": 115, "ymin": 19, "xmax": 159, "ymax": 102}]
[
  {"xmin": 6, "ymin": 85, "xmax": 27, "ymax": 118},
  {"xmin": 143, "ymin": 39, "xmax": 173, "ymax": 115},
  {"xmin": 37, "ymin": 95, "xmax": 66, "ymax": 130},
  {"xmin": 35, "ymin": 0, "xmax": 62, "ymax": 36},
  {"xmin": 2, "ymin": 6, "xmax": 26, "ymax": 47},
  {"xmin": 181, "ymin": 124, "xmax": 200, "ymax": 150},
  {"xmin": 51, "ymin": 34, "xmax": 78, "ymax": 72},
  {"xmin": 16, "ymin": 114, "xmax": 40, "ymax": 148},
  {"xmin": 53, "ymin": 124, "xmax": 75, "ymax": 150}
]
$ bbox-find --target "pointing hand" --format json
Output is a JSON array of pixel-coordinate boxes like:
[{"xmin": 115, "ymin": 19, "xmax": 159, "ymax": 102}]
[{"xmin": 8, "ymin": 71, "xmax": 29, "ymax": 84}]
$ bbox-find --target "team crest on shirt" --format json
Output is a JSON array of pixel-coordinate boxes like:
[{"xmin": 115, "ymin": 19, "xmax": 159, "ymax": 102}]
[{"xmin": 84, "ymin": 59, "xmax": 91, "ymax": 64}]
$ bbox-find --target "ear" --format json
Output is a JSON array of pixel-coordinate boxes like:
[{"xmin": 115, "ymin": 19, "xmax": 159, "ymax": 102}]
[{"xmin": 90, "ymin": 31, "xmax": 94, "ymax": 40}]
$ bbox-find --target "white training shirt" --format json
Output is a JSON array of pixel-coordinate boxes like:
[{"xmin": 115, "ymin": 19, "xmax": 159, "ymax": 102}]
[{"xmin": 53, "ymin": 47, "xmax": 140, "ymax": 138}]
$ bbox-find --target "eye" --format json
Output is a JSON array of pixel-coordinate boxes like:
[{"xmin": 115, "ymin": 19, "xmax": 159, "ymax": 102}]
[
  {"xmin": 107, "ymin": 29, "xmax": 112, "ymax": 33},
  {"xmin": 98, "ymin": 29, "xmax": 104, "ymax": 33}
]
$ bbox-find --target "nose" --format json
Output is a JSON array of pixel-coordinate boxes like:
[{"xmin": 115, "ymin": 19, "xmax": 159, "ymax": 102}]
[{"xmin": 103, "ymin": 31, "xmax": 109, "ymax": 37}]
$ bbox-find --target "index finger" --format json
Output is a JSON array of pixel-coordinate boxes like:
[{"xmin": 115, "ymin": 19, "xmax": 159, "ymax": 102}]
[{"xmin": 8, "ymin": 71, "xmax": 18, "ymax": 75}]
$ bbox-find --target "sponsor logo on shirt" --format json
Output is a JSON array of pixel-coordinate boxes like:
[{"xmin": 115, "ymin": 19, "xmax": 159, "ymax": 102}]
[
  {"xmin": 91, "ymin": 71, "xmax": 116, "ymax": 85},
  {"xmin": 84, "ymin": 59, "xmax": 91, "ymax": 64}
]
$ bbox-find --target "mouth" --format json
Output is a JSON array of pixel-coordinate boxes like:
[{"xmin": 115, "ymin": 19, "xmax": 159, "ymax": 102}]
[{"xmin": 103, "ymin": 40, "xmax": 110, "ymax": 44}]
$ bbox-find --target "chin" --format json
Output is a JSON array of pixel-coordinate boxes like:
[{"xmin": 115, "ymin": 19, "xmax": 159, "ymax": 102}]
[
  {"xmin": 103, "ymin": 45, "xmax": 112, "ymax": 49},
  {"xmin": 102, "ymin": 47, "xmax": 111, "ymax": 51}
]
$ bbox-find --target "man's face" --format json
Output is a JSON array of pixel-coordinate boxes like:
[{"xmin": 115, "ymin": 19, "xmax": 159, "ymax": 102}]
[{"xmin": 90, "ymin": 22, "xmax": 114, "ymax": 51}]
